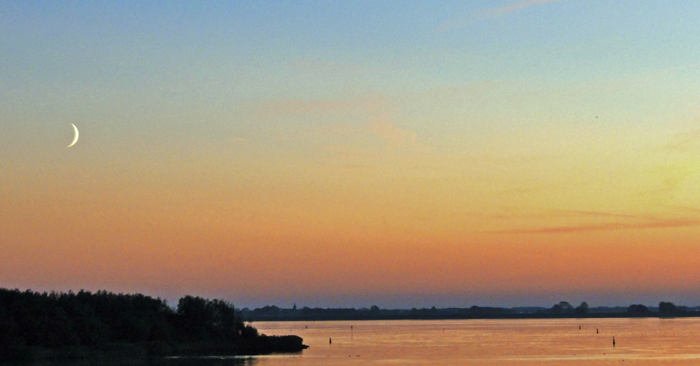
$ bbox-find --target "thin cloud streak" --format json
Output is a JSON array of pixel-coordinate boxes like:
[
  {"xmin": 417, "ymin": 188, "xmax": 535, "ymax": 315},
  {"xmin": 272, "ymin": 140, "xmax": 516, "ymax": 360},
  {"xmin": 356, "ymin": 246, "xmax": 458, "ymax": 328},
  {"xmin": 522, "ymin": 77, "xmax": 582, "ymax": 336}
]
[
  {"xmin": 552, "ymin": 209, "xmax": 639, "ymax": 219},
  {"xmin": 342, "ymin": 164, "xmax": 375, "ymax": 170},
  {"xmin": 671, "ymin": 206, "xmax": 700, "ymax": 214},
  {"xmin": 370, "ymin": 121, "xmax": 417, "ymax": 147},
  {"xmin": 490, "ymin": 208, "xmax": 643, "ymax": 220},
  {"xmin": 438, "ymin": 0, "xmax": 565, "ymax": 30},
  {"xmin": 251, "ymin": 96, "xmax": 386, "ymax": 119},
  {"xmin": 661, "ymin": 129, "xmax": 700, "ymax": 153},
  {"xmin": 490, "ymin": 0, "xmax": 564, "ymax": 16},
  {"xmin": 491, "ymin": 219, "xmax": 700, "ymax": 234}
]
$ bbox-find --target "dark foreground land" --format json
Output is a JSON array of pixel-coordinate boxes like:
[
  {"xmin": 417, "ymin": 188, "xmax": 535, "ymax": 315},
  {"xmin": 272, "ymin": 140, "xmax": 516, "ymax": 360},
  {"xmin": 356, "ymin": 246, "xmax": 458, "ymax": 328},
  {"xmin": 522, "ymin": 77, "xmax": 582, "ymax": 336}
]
[{"xmin": 0, "ymin": 288, "xmax": 307, "ymax": 362}]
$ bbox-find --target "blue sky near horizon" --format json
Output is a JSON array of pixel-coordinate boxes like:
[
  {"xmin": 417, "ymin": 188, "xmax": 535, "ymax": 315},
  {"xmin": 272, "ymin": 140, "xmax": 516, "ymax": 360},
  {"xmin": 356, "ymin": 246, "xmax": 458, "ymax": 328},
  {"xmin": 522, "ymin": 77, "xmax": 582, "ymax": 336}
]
[{"xmin": 3, "ymin": 0, "xmax": 700, "ymax": 309}]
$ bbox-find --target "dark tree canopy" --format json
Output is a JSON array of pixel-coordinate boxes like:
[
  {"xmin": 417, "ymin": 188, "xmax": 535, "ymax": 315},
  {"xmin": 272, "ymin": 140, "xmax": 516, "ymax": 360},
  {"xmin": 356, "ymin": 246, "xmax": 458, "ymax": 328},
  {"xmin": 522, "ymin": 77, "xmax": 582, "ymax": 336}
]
[
  {"xmin": 575, "ymin": 302, "xmax": 589, "ymax": 315},
  {"xmin": 0, "ymin": 288, "xmax": 305, "ymax": 361},
  {"xmin": 627, "ymin": 304, "xmax": 650, "ymax": 314},
  {"xmin": 551, "ymin": 301, "xmax": 574, "ymax": 315},
  {"xmin": 659, "ymin": 301, "xmax": 678, "ymax": 314}
]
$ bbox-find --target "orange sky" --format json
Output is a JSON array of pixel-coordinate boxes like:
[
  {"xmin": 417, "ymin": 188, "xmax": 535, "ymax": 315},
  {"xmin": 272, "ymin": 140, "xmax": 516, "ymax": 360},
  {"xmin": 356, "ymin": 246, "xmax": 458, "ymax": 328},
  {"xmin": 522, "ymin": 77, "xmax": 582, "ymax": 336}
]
[{"xmin": 3, "ymin": 1, "xmax": 700, "ymax": 308}]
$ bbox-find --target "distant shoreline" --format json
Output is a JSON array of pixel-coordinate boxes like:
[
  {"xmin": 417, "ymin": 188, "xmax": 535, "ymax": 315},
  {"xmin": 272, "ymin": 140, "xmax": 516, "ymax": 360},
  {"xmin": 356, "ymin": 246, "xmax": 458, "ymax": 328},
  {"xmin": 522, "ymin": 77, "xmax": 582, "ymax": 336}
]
[
  {"xmin": 249, "ymin": 312, "xmax": 700, "ymax": 322},
  {"xmin": 242, "ymin": 302, "xmax": 696, "ymax": 322}
]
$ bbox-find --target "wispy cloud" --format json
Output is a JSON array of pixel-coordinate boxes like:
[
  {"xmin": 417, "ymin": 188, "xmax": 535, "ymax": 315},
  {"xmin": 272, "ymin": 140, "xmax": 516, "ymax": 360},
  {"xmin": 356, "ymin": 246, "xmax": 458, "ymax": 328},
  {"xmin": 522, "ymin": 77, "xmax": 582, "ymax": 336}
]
[
  {"xmin": 551, "ymin": 209, "xmax": 640, "ymax": 220},
  {"xmin": 287, "ymin": 58, "xmax": 367, "ymax": 74},
  {"xmin": 635, "ymin": 129, "xmax": 700, "ymax": 198},
  {"xmin": 671, "ymin": 206, "xmax": 700, "ymax": 214},
  {"xmin": 496, "ymin": 185, "xmax": 562, "ymax": 197},
  {"xmin": 491, "ymin": 219, "xmax": 700, "ymax": 234},
  {"xmin": 332, "ymin": 151, "xmax": 380, "ymax": 160},
  {"xmin": 318, "ymin": 109, "xmax": 418, "ymax": 148},
  {"xmin": 342, "ymin": 164, "xmax": 375, "ymax": 170},
  {"xmin": 661, "ymin": 129, "xmax": 700, "ymax": 153},
  {"xmin": 370, "ymin": 120, "xmax": 418, "ymax": 147},
  {"xmin": 251, "ymin": 96, "xmax": 386, "ymax": 119},
  {"xmin": 488, "ymin": 0, "xmax": 564, "ymax": 16},
  {"xmin": 252, "ymin": 94, "xmax": 422, "ymax": 166},
  {"xmin": 642, "ymin": 164, "xmax": 700, "ymax": 198},
  {"xmin": 438, "ymin": 0, "xmax": 565, "ymax": 31},
  {"xmin": 490, "ymin": 208, "xmax": 642, "ymax": 220}
]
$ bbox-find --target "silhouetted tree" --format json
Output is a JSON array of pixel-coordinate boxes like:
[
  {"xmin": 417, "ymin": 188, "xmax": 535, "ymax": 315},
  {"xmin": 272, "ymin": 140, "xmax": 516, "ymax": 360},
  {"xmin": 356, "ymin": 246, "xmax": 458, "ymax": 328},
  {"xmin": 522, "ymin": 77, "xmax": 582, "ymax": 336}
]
[
  {"xmin": 0, "ymin": 289, "xmax": 241, "ymax": 352},
  {"xmin": 176, "ymin": 295, "xmax": 214, "ymax": 340},
  {"xmin": 659, "ymin": 301, "xmax": 678, "ymax": 315},
  {"xmin": 627, "ymin": 304, "xmax": 650, "ymax": 315},
  {"xmin": 209, "ymin": 299, "xmax": 242, "ymax": 340},
  {"xmin": 559, "ymin": 301, "xmax": 574, "ymax": 312},
  {"xmin": 241, "ymin": 324, "xmax": 259, "ymax": 340},
  {"xmin": 0, "ymin": 287, "xmax": 306, "ymax": 361},
  {"xmin": 0, "ymin": 303, "xmax": 20, "ymax": 349},
  {"xmin": 575, "ymin": 302, "xmax": 589, "ymax": 315}
]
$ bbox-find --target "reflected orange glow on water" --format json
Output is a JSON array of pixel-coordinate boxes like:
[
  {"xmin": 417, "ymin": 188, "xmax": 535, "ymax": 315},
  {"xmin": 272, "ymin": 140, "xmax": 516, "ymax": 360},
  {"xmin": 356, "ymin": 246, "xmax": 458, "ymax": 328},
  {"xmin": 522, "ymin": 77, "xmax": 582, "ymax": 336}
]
[{"xmin": 250, "ymin": 318, "xmax": 700, "ymax": 365}]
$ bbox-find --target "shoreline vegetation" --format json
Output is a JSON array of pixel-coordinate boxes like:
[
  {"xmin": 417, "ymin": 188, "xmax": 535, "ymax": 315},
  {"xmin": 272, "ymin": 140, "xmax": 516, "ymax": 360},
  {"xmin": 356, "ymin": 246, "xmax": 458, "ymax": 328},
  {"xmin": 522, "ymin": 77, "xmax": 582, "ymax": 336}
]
[
  {"xmin": 1, "ymin": 288, "xmax": 694, "ymax": 362},
  {"xmin": 0, "ymin": 288, "xmax": 307, "ymax": 362},
  {"xmin": 242, "ymin": 301, "xmax": 700, "ymax": 321}
]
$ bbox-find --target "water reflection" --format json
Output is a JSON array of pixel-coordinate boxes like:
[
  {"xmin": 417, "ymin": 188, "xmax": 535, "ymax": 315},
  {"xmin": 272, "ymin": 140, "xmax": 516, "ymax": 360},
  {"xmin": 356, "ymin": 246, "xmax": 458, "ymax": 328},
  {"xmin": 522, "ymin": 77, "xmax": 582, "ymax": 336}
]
[
  {"xmin": 8, "ymin": 357, "xmax": 258, "ymax": 366},
  {"xmin": 17, "ymin": 318, "xmax": 700, "ymax": 365},
  {"xmin": 251, "ymin": 318, "xmax": 700, "ymax": 365},
  {"xmin": 159, "ymin": 357, "xmax": 258, "ymax": 366}
]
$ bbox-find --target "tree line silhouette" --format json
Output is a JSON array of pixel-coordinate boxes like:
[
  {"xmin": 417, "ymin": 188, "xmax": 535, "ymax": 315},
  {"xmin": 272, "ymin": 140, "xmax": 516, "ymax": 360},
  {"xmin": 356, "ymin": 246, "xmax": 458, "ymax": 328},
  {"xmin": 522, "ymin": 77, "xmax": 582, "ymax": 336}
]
[
  {"xmin": 241, "ymin": 301, "xmax": 698, "ymax": 321},
  {"xmin": 0, "ymin": 288, "xmax": 306, "ymax": 361}
]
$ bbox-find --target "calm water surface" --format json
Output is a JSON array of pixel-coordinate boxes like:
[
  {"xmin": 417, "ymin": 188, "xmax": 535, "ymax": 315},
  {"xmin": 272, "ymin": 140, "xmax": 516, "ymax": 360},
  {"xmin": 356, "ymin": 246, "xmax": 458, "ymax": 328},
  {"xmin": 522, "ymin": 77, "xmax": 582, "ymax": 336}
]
[
  {"xmin": 40, "ymin": 318, "xmax": 700, "ymax": 365},
  {"xmin": 243, "ymin": 318, "xmax": 700, "ymax": 365}
]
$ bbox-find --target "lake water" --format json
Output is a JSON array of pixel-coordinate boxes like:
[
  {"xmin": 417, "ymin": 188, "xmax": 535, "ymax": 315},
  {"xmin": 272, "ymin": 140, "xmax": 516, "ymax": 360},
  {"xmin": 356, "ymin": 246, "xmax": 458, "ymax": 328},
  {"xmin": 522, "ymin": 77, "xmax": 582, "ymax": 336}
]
[
  {"xmin": 39, "ymin": 318, "xmax": 700, "ymax": 365},
  {"xmin": 221, "ymin": 318, "xmax": 700, "ymax": 365}
]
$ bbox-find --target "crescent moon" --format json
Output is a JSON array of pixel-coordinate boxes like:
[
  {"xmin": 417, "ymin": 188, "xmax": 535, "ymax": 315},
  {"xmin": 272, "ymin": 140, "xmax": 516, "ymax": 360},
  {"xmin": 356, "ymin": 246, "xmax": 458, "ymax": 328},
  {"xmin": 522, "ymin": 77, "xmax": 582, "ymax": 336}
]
[{"xmin": 67, "ymin": 124, "xmax": 79, "ymax": 148}]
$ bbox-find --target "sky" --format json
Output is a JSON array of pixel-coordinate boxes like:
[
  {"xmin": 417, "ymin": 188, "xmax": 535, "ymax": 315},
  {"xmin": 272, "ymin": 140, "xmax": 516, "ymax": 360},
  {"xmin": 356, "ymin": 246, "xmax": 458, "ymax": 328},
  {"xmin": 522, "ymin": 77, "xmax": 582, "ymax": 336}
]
[{"xmin": 2, "ymin": 0, "xmax": 700, "ymax": 309}]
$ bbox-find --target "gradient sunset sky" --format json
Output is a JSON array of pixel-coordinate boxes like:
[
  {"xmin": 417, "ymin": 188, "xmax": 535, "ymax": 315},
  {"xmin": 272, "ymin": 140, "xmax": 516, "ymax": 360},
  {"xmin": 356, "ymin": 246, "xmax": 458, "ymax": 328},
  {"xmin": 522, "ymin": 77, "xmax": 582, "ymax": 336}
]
[{"xmin": 3, "ymin": 0, "xmax": 700, "ymax": 309}]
